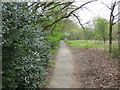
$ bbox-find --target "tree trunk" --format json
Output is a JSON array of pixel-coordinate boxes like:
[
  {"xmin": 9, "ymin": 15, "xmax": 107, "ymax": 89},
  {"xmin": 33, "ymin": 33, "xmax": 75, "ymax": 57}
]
[
  {"xmin": 103, "ymin": 37, "xmax": 106, "ymax": 43},
  {"xmin": 118, "ymin": 30, "xmax": 120, "ymax": 58},
  {"xmin": 118, "ymin": 22, "xmax": 120, "ymax": 58},
  {"xmin": 109, "ymin": 25, "xmax": 112, "ymax": 53},
  {"xmin": 118, "ymin": 3, "xmax": 120, "ymax": 58}
]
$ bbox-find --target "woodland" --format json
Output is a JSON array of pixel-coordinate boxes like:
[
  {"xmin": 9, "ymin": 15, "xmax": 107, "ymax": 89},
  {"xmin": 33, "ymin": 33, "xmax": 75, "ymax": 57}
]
[{"xmin": 1, "ymin": 0, "xmax": 120, "ymax": 89}]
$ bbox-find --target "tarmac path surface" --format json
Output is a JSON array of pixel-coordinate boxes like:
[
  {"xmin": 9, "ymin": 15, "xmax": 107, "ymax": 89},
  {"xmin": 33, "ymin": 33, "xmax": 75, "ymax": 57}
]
[{"xmin": 48, "ymin": 40, "xmax": 74, "ymax": 88}]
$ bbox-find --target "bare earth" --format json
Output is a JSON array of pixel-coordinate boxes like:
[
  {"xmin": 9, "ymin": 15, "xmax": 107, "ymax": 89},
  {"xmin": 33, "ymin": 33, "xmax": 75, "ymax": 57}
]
[
  {"xmin": 70, "ymin": 47, "xmax": 118, "ymax": 88},
  {"xmin": 47, "ymin": 41, "xmax": 118, "ymax": 88}
]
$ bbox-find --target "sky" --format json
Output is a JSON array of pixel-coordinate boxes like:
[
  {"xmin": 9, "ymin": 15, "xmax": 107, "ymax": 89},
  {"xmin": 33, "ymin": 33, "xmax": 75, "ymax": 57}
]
[
  {"xmin": 2, "ymin": 0, "xmax": 119, "ymax": 25},
  {"xmin": 72, "ymin": 0, "xmax": 119, "ymax": 25}
]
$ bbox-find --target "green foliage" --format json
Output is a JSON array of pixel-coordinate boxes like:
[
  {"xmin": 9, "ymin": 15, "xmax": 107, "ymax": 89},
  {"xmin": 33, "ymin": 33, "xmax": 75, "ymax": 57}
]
[
  {"xmin": 111, "ymin": 43, "xmax": 120, "ymax": 58},
  {"xmin": 68, "ymin": 29, "xmax": 84, "ymax": 40},
  {"xmin": 2, "ymin": 2, "xmax": 119, "ymax": 89},
  {"xmin": 93, "ymin": 17, "xmax": 109, "ymax": 41},
  {"xmin": 112, "ymin": 23, "xmax": 120, "ymax": 40},
  {"xmin": 66, "ymin": 40, "xmax": 119, "ymax": 58},
  {"xmin": 62, "ymin": 19, "xmax": 94, "ymax": 40},
  {"xmin": 46, "ymin": 31, "xmax": 65, "ymax": 50},
  {"xmin": 47, "ymin": 60, "xmax": 54, "ymax": 67},
  {"xmin": 2, "ymin": 2, "xmax": 50, "ymax": 89},
  {"xmin": 62, "ymin": 19, "xmax": 84, "ymax": 40},
  {"xmin": 83, "ymin": 27, "xmax": 94, "ymax": 40}
]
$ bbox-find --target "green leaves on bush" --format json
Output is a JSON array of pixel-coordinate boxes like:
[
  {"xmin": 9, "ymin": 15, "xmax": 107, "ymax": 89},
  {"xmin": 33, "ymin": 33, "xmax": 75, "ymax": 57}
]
[
  {"xmin": 46, "ymin": 31, "xmax": 65, "ymax": 50},
  {"xmin": 2, "ymin": 2, "xmax": 50, "ymax": 89}
]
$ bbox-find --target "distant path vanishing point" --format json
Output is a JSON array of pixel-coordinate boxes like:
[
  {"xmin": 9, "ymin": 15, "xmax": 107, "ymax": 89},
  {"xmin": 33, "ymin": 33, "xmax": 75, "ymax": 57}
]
[{"xmin": 48, "ymin": 40, "xmax": 74, "ymax": 88}]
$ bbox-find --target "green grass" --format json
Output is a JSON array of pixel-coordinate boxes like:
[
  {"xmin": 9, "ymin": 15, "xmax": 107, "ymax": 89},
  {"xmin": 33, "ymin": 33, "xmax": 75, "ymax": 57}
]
[
  {"xmin": 65, "ymin": 40, "xmax": 108, "ymax": 48},
  {"xmin": 65, "ymin": 40, "xmax": 119, "ymax": 58}
]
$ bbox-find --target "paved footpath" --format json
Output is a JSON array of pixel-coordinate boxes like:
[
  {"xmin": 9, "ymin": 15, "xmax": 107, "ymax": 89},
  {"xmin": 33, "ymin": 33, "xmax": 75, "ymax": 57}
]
[{"xmin": 48, "ymin": 40, "xmax": 74, "ymax": 88}]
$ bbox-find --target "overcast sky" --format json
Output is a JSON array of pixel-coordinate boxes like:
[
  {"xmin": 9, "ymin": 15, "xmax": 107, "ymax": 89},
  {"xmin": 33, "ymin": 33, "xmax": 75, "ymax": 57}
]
[
  {"xmin": 2, "ymin": 0, "xmax": 119, "ymax": 25},
  {"xmin": 72, "ymin": 0, "xmax": 119, "ymax": 25}
]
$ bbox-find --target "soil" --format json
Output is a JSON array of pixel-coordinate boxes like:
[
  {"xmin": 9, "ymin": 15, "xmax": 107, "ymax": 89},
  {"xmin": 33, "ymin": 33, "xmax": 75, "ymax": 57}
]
[
  {"xmin": 46, "ymin": 52, "xmax": 56, "ymax": 88},
  {"xmin": 47, "ymin": 41, "xmax": 119, "ymax": 88},
  {"xmin": 70, "ymin": 46, "xmax": 119, "ymax": 88}
]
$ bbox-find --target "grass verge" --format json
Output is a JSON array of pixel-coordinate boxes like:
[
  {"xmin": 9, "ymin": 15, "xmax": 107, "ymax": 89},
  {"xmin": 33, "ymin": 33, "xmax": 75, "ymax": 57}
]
[
  {"xmin": 65, "ymin": 40, "xmax": 108, "ymax": 48},
  {"xmin": 65, "ymin": 40, "xmax": 119, "ymax": 58}
]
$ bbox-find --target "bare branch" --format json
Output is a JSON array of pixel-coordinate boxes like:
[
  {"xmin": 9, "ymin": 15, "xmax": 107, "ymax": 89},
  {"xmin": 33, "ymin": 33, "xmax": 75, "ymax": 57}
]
[
  {"xmin": 72, "ymin": 13, "xmax": 86, "ymax": 31},
  {"xmin": 84, "ymin": 7, "xmax": 96, "ymax": 16},
  {"xmin": 43, "ymin": 2, "xmax": 55, "ymax": 9},
  {"xmin": 112, "ymin": 31, "xmax": 120, "ymax": 37},
  {"xmin": 47, "ymin": 2, "xmax": 70, "ymax": 11},
  {"xmin": 114, "ymin": 12, "xmax": 120, "ymax": 17},
  {"xmin": 44, "ymin": 0, "xmax": 96, "ymax": 29},
  {"xmin": 113, "ymin": 19, "xmax": 120, "ymax": 25},
  {"xmin": 32, "ymin": 3, "xmax": 41, "ymax": 13},
  {"xmin": 68, "ymin": 0, "xmax": 95, "ymax": 16},
  {"xmin": 101, "ymin": 2, "xmax": 111, "ymax": 10},
  {"xmin": 44, "ymin": 2, "xmax": 74, "ymax": 18},
  {"xmin": 59, "ymin": 2, "xmax": 73, "ymax": 12},
  {"xmin": 44, "ymin": 15, "xmax": 69, "ymax": 30},
  {"xmin": 83, "ymin": 21, "xmax": 90, "ymax": 25},
  {"xmin": 115, "ymin": 0, "xmax": 120, "ymax": 6}
]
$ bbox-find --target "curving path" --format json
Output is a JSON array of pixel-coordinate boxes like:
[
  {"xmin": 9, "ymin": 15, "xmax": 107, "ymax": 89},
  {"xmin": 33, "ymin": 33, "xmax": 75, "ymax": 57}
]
[{"xmin": 48, "ymin": 40, "xmax": 74, "ymax": 88}]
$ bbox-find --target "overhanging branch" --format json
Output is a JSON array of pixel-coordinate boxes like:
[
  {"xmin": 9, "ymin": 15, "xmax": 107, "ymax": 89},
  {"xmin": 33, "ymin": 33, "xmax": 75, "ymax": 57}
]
[
  {"xmin": 101, "ymin": 2, "xmax": 112, "ymax": 10},
  {"xmin": 72, "ymin": 13, "xmax": 86, "ymax": 31},
  {"xmin": 112, "ymin": 31, "xmax": 120, "ymax": 37},
  {"xmin": 44, "ymin": 0, "xmax": 96, "ymax": 29},
  {"xmin": 113, "ymin": 19, "xmax": 120, "ymax": 25}
]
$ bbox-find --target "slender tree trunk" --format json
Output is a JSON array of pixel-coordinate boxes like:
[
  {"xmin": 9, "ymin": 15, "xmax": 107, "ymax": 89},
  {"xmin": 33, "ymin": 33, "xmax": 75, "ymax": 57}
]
[
  {"xmin": 118, "ymin": 30, "xmax": 120, "ymax": 58},
  {"xmin": 103, "ymin": 37, "xmax": 106, "ymax": 43},
  {"xmin": 118, "ymin": 3, "xmax": 120, "ymax": 58},
  {"xmin": 109, "ymin": 25, "xmax": 113, "ymax": 53},
  {"xmin": 108, "ymin": 2, "xmax": 116, "ymax": 53},
  {"xmin": 118, "ymin": 23, "xmax": 120, "ymax": 58},
  {"xmin": 109, "ymin": 13, "xmax": 113, "ymax": 53}
]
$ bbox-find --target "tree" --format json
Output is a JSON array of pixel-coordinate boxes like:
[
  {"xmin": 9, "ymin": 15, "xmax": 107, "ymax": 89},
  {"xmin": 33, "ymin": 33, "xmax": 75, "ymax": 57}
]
[
  {"xmin": 62, "ymin": 19, "xmax": 84, "ymax": 40},
  {"xmin": 30, "ymin": 1, "xmax": 97, "ymax": 47},
  {"xmin": 30, "ymin": 0, "xmax": 97, "ymax": 30},
  {"xmin": 102, "ymin": 0, "xmax": 120, "ymax": 52},
  {"xmin": 84, "ymin": 26, "xmax": 94, "ymax": 40},
  {"xmin": 118, "ymin": 2, "xmax": 120, "ymax": 58},
  {"xmin": 93, "ymin": 17, "xmax": 108, "ymax": 42}
]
